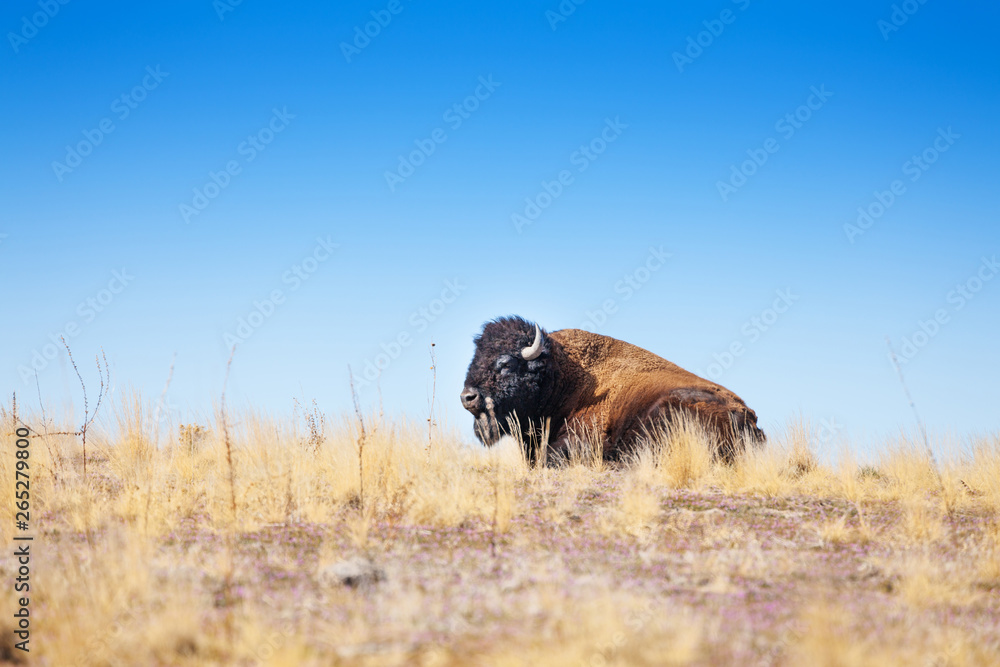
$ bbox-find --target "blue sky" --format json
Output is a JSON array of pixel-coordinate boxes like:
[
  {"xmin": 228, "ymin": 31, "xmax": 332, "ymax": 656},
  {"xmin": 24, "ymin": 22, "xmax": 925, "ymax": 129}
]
[{"xmin": 2, "ymin": 0, "xmax": 997, "ymax": 453}]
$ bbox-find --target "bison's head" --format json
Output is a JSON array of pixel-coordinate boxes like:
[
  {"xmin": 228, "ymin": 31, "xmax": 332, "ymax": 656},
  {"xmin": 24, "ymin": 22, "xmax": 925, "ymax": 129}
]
[{"xmin": 461, "ymin": 316, "xmax": 556, "ymax": 446}]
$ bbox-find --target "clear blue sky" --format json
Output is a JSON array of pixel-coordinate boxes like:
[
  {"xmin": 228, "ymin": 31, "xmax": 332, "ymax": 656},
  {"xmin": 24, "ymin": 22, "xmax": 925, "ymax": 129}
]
[{"xmin": 2, "ymin": 0, "xmax": 997, "ymax": 452}]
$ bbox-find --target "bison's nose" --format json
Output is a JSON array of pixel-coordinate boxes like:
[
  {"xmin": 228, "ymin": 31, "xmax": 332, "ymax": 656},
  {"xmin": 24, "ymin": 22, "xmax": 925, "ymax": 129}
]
[{"xmin": 461, "ymin": 387, "xmax": 482, "ymax": 412}]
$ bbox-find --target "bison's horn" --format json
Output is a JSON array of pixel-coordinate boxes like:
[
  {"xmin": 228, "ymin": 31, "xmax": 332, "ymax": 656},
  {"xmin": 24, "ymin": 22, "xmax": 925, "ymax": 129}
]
[{"xmin": 521, "ymin": 324, "xmax": 544, "ymax": 361}]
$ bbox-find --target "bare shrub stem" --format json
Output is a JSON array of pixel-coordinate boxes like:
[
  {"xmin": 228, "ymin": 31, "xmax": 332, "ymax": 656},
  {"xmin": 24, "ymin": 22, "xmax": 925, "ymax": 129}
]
[
  {"xmin": 62, "ymin": 339, "xmax": 108, "ymax": 481},
  {"xmin": 221, "ymin": 346, "xmax": 237, "ymax": 522},
  {"xmin": 886, "ymin": 338, "xmax": 952, "ymax": 521},
  {"xmin": 427, "ymin": 342, "xmax": 436, "ymax": 458},
  {"xmin": 349, "ymin": 367, "xmax": 366, "ymax": 513}
]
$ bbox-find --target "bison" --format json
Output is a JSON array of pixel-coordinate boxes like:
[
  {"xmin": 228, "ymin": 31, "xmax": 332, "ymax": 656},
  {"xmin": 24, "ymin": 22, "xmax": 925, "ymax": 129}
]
[{"xmin": 461, "ymin": 316, "xmax": 764, "ymax": 463}]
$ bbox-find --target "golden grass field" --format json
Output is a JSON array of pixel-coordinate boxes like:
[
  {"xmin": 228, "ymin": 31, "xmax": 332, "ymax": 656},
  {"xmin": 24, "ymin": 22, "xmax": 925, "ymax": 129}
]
[{"xmin": 2, "ymin": 391, "xmax": 999, "ymax": 666}]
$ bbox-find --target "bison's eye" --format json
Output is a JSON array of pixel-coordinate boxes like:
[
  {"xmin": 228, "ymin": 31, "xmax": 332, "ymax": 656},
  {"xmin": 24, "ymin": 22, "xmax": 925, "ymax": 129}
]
[{"xmin": 495, "ymin": 355, "xmax": 514, "ymax": 374}]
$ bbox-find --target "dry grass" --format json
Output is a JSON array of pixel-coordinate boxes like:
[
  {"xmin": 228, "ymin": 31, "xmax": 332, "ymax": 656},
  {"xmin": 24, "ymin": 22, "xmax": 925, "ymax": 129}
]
[{"xmin": 1, "ymin": 395, "xmax": 999, "ymax": 665}]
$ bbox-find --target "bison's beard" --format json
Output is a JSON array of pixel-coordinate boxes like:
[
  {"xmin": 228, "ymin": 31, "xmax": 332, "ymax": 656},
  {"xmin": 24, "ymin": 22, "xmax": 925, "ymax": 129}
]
[
  {"xmin": 473, "ymin": 396, "xmax": 504, "ymax": 446},
  {"xmin": 472, "ymin": 396, "xmax": 543, "ymax": 448},
  {"xmin": 473, "ymin": 412, "xmax": 501, "ymax": 446}
]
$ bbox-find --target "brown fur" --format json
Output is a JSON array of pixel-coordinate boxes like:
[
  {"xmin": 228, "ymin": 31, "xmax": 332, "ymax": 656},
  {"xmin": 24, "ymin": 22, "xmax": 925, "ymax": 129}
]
[{"xmin": 544, "ymin": 328, "xmax": 764, "ymax": 461}]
